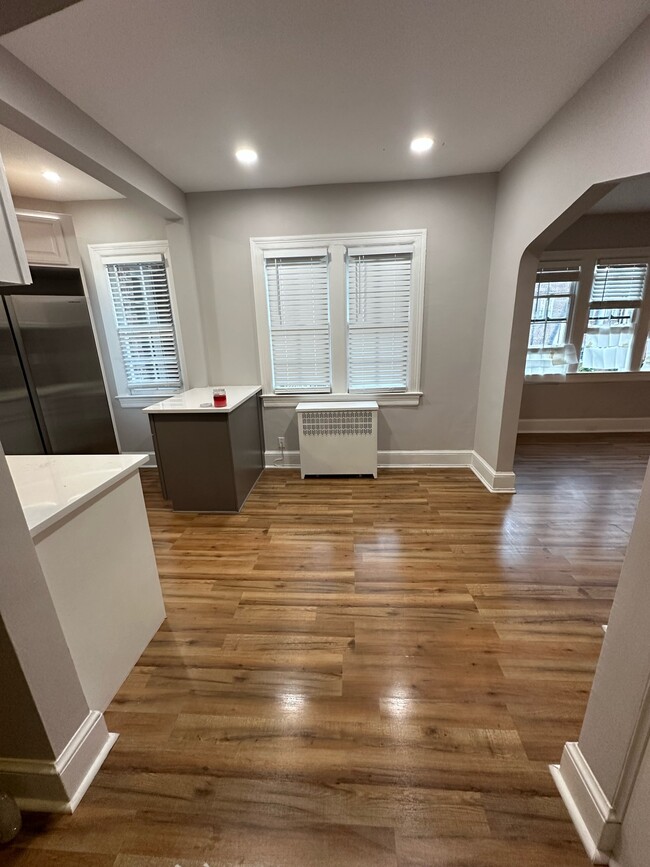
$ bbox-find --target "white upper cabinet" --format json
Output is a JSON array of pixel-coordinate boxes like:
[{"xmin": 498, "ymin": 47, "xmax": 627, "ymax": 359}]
[
  {"xmin": 0, "ymin": 154, "xmax": 31, "ymax": 286},
  {"xmin": 16, "ymin": 212, "xmax": 70, "ymax": 266}
]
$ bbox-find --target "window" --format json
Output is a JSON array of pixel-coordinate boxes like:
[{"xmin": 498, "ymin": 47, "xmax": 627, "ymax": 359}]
[
  {"xmin": 526, "ymin": 252, "xmax": 650, "ymax": 378},
  {"xmin": 347, "ymin": 247, "xmax": 412, "ymax": 392},
  {"xmin": 264, "ymin": 251, "xmax": 330, "ymax": 393},
  {"xmin": 89, "ymin": 241, "xmax": 184, "ymax": 406},
  {"xmin": 251, "ymin": 230, "xmax": 425, "ymax": 404},
  {"xmin": 579, "ymin": 261, "xmax": 647, "ymax": 372},
  {"xmin": 526, "ymin": 267, "xmax": 578, "ymax": 376}
]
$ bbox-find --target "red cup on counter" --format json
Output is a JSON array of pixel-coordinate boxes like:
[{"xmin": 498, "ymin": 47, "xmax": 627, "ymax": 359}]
[{"xmin": 212, "ymin": 387, "xmax": 227, "ymax": 407}]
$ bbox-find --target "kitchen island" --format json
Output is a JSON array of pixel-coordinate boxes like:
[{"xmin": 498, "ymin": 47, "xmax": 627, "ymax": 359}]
[
  {"xmin": 7, "ymin": 453, "xmax": 165, "ymax": 712},
  {"xmin": 144, "ymin": 386, "xmax": 264, "ymax": 512}
]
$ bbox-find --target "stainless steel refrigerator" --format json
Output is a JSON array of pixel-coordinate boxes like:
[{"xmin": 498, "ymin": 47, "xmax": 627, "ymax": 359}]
[{"xmin": 0, "ymin": 265, "xmax": 117, "ymax": 455}]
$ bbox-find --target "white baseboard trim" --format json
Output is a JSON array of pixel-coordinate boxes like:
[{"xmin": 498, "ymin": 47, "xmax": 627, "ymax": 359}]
[
  {"xmin": 550, "ymin": 742, "xmax": 620, "ymax": 864},
  {"xmin": 0, "ymin": 710, "xmax": 117, "ymax": 813},
  {"xmin": 265, "ymin": 449, "xmax": 516, "ymax": 493},
  {"xmin": 266, "ymin": 449, "xmax": 301, "ymax": 468},
  {"xmin": 470, "ymin": 451, "xmax": 517, "ymax": 493},
  {"xmin": 378, "ymin": 449, "xmax": 473, "ymax": 468},
  {"xmin": 519, "ymin": 418, "xmax": 650, "ymax": 434}
]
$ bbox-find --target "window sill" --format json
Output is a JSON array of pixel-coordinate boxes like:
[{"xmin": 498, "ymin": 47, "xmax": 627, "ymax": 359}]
[
  {"xmin": 525, "ymin": 372, "xmax": 650, "ymax": 384},
  {"xmin": 116, "ymin": 393, "xmax": 180, "ymax": 408},
  {"xmin": 262, "ymin": 391, "xmax": 423, "ymax": 408}
]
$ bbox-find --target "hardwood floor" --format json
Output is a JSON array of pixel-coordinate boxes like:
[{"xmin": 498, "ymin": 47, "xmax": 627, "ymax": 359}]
[{"xmin": 5, "ymin": 434, "xmax": 650, "ymax": 866}]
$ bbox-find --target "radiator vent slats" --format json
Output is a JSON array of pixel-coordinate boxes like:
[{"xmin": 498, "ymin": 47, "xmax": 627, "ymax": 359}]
[{"xmin": 301, "ymin": 410, "xmax": 374, "ymax": 437}]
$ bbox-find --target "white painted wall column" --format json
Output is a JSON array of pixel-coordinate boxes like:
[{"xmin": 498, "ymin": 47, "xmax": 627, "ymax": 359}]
[
  {"xmin": 0, "ymin": 442, "xmax": 115, "ymax": 811},
  {"xmin": 552, "ymin": 457, "xmax": 650, "ymax": 863}
]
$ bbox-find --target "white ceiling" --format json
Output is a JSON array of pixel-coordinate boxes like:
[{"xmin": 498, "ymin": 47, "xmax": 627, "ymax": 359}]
[
  {"xmin": 0, "ymin": 124, "xmax": 122, "ymax": 201},
  {"xmin": 2, "ymin": 0, "xmax": 649, "ymax": 193}
]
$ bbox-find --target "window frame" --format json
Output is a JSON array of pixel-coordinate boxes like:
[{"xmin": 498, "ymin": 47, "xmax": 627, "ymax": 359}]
[
  {"xmin": 525, "ymin": 264, "xmax": 580, "ymax": 376},
  {"xmin": 526, "ymin": 247, "xmax": 650, "ymax": 381},
  {"xmin": 250, "ymin": 230, "xmax": 426, "ymax": 407},
  {"xmin": 89, "ymin": 240, "xmax": 187, "ymax": 408}
]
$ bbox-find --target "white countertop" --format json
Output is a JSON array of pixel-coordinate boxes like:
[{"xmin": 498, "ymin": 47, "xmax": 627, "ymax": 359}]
[
  {"xmin": 7, "ymin": 454, "xmax": 148, "ymax": 539},
  {"xmin": 143, "ymin": 386, "xmax": 262, "ymax": 414}
]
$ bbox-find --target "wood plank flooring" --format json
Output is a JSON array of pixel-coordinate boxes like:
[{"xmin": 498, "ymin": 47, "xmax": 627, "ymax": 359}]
[{"xmin": 5, "ymin": 434, "xmax": 650, "ymax": 866}]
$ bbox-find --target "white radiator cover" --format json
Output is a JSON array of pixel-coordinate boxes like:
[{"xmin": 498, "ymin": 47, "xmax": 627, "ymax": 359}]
[{"xmin": 296, "ymin": 401, "xmax": 379, "ymax": 478}]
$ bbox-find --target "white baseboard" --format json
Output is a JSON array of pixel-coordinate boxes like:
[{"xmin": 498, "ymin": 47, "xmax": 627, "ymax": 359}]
[
  {"xmin": 265, "ymin": 449, "xmax": 516, "ymax": 493},
  {"xmin": 266, "ymin": 449, "xmax": 301, "ymax": 468},
  {"xmin": 377, "ymin": 449, "xmax": 473, "ymax": 467},
  {"xmin": 519, "ymin": 418, "xmax": 650, "ymax": 434},
  {"xmin": 470, "ymin": 451, "xmax": 517, "ymax": 493},
  {"xmin": 550, "ymin": 742, "xmax": 620, "ymax": 864},
  {"xmin": 0, "ymin": 710, "xmax": 117, "ymax": 813}
]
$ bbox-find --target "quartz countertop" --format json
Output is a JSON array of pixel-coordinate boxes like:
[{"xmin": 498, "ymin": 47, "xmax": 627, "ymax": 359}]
[
  {"xmin": 7, "ymin": 453, "xmax": 148, "ymax": 539},
  {"xmin": 143, "ymin": 386, "xmax": 262, "ymax": 414}
]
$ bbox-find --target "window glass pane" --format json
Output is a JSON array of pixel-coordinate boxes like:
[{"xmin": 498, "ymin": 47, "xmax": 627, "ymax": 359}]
[
  {"xmin": 531, "ymin": 296, "xmax": 548, "ymax": 320},
  {"xmin": 536, "ymin": 280, "xmax": 575, "ymax": 297},
  {"xmin": 527, "ymin": 276, "xmax": 576, "ymax": 375},
  {"xmin": 547, "ymin": 296, "xmax": 570, "ymax": 320}
]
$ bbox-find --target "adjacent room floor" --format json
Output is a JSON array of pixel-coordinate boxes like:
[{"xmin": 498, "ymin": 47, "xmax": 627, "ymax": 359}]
[{"xmin": 6, "ymin": 434, "xmax": 650, "ymax": 867}]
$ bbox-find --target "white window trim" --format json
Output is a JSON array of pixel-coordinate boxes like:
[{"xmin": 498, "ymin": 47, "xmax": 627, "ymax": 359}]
[
  {"xmin": 88, "ymin": 240, "xmax": 187, "ymax": 408},
  {"xmin": 250, "ymin": 229, "xmax": 426, "ymax": 406},
  {"xmin": 525, "ymin": 246, "xmax": 650, "ymax": 382}
]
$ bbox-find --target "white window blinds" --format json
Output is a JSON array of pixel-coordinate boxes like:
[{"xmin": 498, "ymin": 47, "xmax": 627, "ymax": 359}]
[
  {"xmin": 590, "ymin": 262, "xmax": 648, "ymax": 304},
  {"xmin": 105, "ymin": 255, "xmax": 182, "ymax": 394},
  {"xmin": 347, "ymin": 247, "xmax": 413, "ymax": 391},
  {"xmin": 264, "ymin": 252, "xmax": 331, "ymax": 393}
]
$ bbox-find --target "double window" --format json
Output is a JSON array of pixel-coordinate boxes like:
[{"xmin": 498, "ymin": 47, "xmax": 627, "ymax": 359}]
[
  {"xmin": 251, "ymin": 231, "xmax": 426, "ymax": 402},
  {"xmin": 526, "ymin": 253, "xmax": 650, "ymax": 376},
  {"xmin": 89, "ymin": 241, "xmax": 185, "ymax": 405}
]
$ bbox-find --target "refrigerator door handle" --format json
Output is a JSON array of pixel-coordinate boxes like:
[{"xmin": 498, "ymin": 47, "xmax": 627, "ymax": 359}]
[{"xmin": 3, "ymin": 296, "xmax": 53, "ymax": 453}]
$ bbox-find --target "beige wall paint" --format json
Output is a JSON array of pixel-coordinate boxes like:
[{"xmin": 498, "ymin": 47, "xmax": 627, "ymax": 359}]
[
  {"xmin": 187, "ymin": 175, "xmax": 498, "ymax": 453},
  {"xmin": 474, "ymin": 17, "xmax": 650, "ymax": 472}
]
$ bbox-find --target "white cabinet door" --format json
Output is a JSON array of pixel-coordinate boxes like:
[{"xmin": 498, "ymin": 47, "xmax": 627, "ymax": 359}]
[
  {"xmin": 17, "ymin": 213, "xmax": 69, "ymax": 266},
  {"xmin": 0, "ymin": 154, "xmax": 31, "ymax": 286}
]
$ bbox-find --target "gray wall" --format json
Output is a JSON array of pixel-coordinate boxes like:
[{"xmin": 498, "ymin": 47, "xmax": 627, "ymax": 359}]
[
  {"xmin": 520, "ymin": 211, "xmax": 650, "ymax": 426},
  {"xmin": 474, "ymin": 17, "xmax": 650, "ymax": 471},
  {"xmin": 187, "ymin": 175, "xmax": 498, "ymax": 454}
]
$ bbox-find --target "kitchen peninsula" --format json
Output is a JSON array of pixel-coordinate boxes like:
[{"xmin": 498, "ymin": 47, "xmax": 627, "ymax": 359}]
[
  {"xmin": 7, "ymin": 453, "xmax": 165, "ymax": 712},
  {"xmin": 144, "ymin": 386, "xmax": 264, "ymax": 512}
]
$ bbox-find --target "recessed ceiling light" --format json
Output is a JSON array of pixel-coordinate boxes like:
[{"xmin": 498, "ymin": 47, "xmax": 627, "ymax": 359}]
[
  {"xmin": 42, "ymin": 170, "xmax": 62, "ymax": 183},
  {"xmin": 235, "ymin": 148, "xmax": 258, "ymax": 165},
  {"xmin": 410, "ymin": 136, "xmax": 434, "ymax": 154}
]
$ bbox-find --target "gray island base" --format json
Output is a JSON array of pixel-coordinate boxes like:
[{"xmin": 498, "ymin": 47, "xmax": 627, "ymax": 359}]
[{"xmin": 144, "ymin": 386, "xmax": 264, "ymax": 512}]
